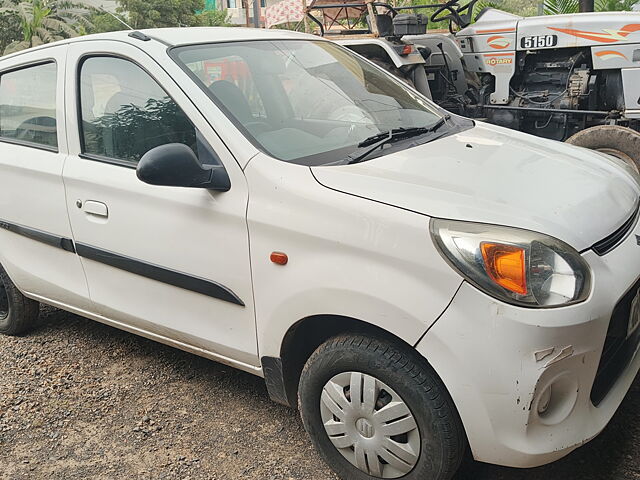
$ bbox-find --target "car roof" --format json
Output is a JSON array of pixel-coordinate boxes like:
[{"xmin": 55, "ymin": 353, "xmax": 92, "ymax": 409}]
[
  {"xmin": 0, "ymin": 27, "xmax": 321, "ymax": 62},
  {"xmin": 141, "ymin": 26, "xmax": 318, "ymax": 45}
]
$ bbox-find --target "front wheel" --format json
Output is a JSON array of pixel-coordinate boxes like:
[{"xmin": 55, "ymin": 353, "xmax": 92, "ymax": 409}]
[
  {"xmin": 298, "ymin": 334, "xmax": 465, "ymax": 480},
  {"xmin": 566, "ymin": 125, "xmax": 640, "ymax": 171}
]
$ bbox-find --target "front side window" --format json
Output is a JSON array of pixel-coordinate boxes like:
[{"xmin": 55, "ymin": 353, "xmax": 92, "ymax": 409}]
[
  {"xmin": 0, "ymin": 62, "xmax": 58, "ymax": 149},
  {"xmin": 79, "ymin": 56, "xmax": 199, "ymax": 164},
  {"xmin": 172, "ymin": 40, "xmax": 458, "ymax": 166}
]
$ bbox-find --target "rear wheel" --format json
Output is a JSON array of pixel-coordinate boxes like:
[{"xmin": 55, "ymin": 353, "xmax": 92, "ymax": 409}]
[
  {"xmin": 566, "ymin": 125, "xmax": 640, "ymax": 171},
  {"xmin": 298, "ymin": 334, "xmax": 465, "ymax": 480},
  {"xmin": 0, "ymin": 265, "xmax": 39, "ymax": 336}
]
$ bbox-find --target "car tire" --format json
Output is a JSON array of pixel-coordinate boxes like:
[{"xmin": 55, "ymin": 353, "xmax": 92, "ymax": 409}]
[
  {"xmin": 566, "ymin": 125, "xmax": 640, "ymax": 170},
  {"xmin": 0, "ymin": 264, "xmax": 39, "ymax": 336},
  {"xmin": 298, "ymin": 334, "xmax": 465, "ymax": 480}
]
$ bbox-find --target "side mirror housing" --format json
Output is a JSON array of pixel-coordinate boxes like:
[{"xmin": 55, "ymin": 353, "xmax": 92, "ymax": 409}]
[{"xmin": 136, "ymin": 143, "xmax": 231, "ymax": 191}]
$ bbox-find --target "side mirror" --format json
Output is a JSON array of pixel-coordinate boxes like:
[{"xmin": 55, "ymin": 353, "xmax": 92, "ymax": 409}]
[{"xmin": 136, "ymin": 143, "xmax": 231, "ymax": 191}]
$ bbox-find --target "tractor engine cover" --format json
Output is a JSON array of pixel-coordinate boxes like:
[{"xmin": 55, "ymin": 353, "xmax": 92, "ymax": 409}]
[
  {"xmin": 513, "ymin": 50, "xmax": 589, "ymax": 110},
  {"xmin": 488, "ymin": 50, "xmax": 594, "ymax": 140}
]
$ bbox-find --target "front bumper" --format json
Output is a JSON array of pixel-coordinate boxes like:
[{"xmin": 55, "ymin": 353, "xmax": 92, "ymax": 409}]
[{"xmin": 416, "ymin": 222, "xmax": 640, "ymax": 468}]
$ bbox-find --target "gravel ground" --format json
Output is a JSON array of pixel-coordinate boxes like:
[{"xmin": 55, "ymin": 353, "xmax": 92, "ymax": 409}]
[{"xmin": 0, "ymin": 306, "xmax": 639, "ymax": 480}]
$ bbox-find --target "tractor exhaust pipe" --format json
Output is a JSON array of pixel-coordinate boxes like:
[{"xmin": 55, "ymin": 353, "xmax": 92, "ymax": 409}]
[{"xmin": 579, "ymin": 0, "xmax": 594, "ymax": 12}]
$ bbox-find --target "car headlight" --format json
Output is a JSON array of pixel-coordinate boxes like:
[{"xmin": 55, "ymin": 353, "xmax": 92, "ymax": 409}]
[{"xmin": 430, "ymin": 219, "xmax": 591, "ymax": 308}]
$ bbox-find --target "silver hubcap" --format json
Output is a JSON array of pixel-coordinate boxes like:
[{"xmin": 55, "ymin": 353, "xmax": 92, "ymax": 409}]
[{"xmin": 320, "ymin": 371, "xmax": 420, "ymax": 478}]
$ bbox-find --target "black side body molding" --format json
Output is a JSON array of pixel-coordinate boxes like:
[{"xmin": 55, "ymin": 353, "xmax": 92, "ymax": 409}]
[
  {"xmin": 262, "ymin": 356, "xmax": 295, "ymax": 407},
  {"xmin": 75, "ymin": 243, "xmax": 245, "ymax": 306},
  {"xmin": 0, "ymin": 219, "xmax": 75, "ymax": 253},
  {"xmin": 0, "ymin": 218, "xmax": 244, "ymax": 306}
]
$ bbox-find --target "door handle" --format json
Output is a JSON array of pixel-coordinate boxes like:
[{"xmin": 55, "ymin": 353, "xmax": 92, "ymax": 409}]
[{"xmin": 81, "ymin": 200, "xmax": 109, "ymax": 218}]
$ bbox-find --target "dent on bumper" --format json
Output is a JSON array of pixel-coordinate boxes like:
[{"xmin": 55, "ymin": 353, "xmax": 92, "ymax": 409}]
[{"xmin": 416, "ymin": 229, "xmax": 640, "ymax": 468}]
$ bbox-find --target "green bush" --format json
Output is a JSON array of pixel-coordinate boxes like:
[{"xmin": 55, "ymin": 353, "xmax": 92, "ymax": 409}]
[{"xmin": 196, "ymin": 9, "xmax": 231, "ymax": 26}]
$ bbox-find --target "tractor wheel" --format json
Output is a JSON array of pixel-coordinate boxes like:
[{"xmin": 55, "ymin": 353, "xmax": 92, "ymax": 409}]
[{"xmin": 566, "ymin": 125, "xmax": 640, "ymax": 171}]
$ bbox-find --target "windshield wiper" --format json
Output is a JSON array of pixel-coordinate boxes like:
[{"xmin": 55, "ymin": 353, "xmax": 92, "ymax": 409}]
[
  {"xmin": 345, "ymin": 115, "xmax": 452, "ymax": 165},
  {"xmin": 427, "ymin": 113, "xmax": 451, "ymax": 134}
]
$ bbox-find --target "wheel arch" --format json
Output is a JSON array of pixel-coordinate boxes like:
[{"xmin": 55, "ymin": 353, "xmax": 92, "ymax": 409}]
[{"xmin": 262, "ymin": 314, "xmax": 427, "ymax": 408}]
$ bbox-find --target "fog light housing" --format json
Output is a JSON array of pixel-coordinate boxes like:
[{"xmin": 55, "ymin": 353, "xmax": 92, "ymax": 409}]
[
  {"xmin": 537, "ymin": 386, "xmax": 551, "ymax": 414},
  {"xmin": 535, "ymin": 373, "xmax": 579, "ymax": 425}
]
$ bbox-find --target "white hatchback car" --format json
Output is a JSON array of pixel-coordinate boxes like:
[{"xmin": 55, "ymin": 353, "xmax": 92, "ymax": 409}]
[{"xmin": 0, "ymin": 27, "xmax": 639, "ymax": 480}]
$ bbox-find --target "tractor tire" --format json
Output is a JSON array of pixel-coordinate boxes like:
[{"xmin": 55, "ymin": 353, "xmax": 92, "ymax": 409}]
[{"xmin": 566, "ymin": 125, "xmax": 640, "ymax": 171}]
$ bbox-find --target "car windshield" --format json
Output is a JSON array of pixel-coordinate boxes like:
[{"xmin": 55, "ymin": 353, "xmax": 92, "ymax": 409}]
[{"xmin": 171, "ymin": 39, "xmax": 451, "ymax": 166}]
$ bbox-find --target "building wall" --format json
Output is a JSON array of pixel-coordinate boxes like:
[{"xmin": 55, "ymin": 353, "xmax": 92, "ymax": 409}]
[{"xmin": 221, "ymin": 0, "xmax": 285, "ymax": 25}]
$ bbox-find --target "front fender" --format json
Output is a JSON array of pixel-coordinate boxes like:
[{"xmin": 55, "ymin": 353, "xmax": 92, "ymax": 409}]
[{"xmin": 244, "ymin": 154, "xmax": 463, "ymax": 360}]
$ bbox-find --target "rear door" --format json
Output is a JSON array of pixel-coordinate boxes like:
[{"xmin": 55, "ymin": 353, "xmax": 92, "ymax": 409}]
[
  {"xmin": 62, "ymin": 41, "xmax": 259, "ymax": 370},
  {"xmin": 0, "ymin": 46, "xmax": 91, "ymax": 310}
]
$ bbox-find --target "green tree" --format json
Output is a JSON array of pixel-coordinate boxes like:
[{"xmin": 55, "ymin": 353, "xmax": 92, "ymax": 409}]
[
  {"xmin": 400, "ymin": 0, "xmax": 537, "ymax": 29},
  {"xmin": 1, "ymin": 0, "xmax": 92, "ymax": 54},
  {"xmin": 476, "ymin": 0, "xmax": 538, "ymax": 16},
  {"xmin": 116, "ymin": 0, "xmax": 204, "ymax": 28},
  {"xmin": 195, "ymin": 8, "xmax": 230, "ymax": 26},
  {"xmin": 85, "ymin": 10, "xmax": 128, "ymax": 33},
  {"xmin": 544, "ymin": 0, "xmax": 636, "ymax": 13},
  {"xmin": 594, "ymin": 0, "xmax": 637, "ymax": 10},
  {"xmin": 0, "ymin": 10, "xmax": 22, "ymax": 53}
]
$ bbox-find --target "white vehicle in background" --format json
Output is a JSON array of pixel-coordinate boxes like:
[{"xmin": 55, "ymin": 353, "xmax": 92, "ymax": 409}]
[{"xmin": 0, "ymin": 27, "xmax": 639, "ymax": 480}]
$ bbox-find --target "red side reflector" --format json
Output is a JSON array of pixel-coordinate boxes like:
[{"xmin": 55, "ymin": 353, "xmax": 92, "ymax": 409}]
[
  {"xmin": 270, "ymin": 252, "xmax": 288, "ymax": 265},
  {"xmin": 402, "ymin": 45, "xmax": 413, "ymax": 55}
]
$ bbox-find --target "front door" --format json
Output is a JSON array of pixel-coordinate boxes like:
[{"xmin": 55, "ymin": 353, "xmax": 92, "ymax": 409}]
[{"xmin": 62, "ymin": 41, "xmax": 258, "ymax": 370}]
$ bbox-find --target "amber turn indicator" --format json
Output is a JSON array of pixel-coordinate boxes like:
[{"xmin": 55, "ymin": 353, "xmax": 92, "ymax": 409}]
[{"xmin": 480, "ymin": 242, "xmax": 527, "ymax": 295}]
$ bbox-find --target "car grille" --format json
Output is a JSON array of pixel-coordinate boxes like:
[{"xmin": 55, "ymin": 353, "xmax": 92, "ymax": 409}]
[
  {"xmin": 591, "ymin": 204, "xmax": 639, "ymax": 256},
  {"xmin": 590, "ymin": 277, "xmax": 640, "ymax": 406}
]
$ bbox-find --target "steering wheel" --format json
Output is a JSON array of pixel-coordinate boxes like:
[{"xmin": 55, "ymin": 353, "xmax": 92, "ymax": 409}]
[
  {"xmin": 430, "ymin": 0, "xmax": 479, "ymax": 29},
  {"xmin": 455, "ymin": 0, "xmax": 480, "ymax": 27}
]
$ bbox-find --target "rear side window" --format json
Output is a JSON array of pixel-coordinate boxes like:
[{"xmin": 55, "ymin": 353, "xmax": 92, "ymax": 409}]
[
  {"xmin": 0, "ymin": 62, "xmax": 58, "ymax": 149},
  {"xmin": 79, "ymin": 56, "xmax": 199, "ymax": 164}
]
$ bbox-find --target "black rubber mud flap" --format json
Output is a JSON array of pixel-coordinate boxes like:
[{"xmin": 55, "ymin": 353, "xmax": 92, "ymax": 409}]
[{"xmin": 262, "ymin": 356, "xmax": 294, "ymax": 407}]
